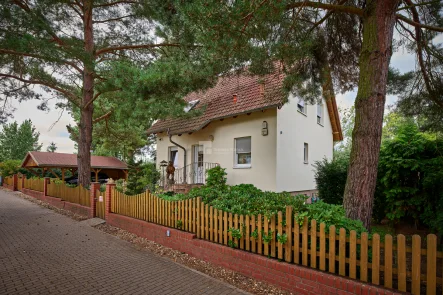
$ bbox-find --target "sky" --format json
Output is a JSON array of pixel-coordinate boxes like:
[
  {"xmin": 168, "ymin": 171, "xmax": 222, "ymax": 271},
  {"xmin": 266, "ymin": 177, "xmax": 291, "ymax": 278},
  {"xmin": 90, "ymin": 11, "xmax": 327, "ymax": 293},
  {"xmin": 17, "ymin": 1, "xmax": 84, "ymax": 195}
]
[{"xmin": 4, "ymin": 33, "xmax": 440, "ymax": 154}]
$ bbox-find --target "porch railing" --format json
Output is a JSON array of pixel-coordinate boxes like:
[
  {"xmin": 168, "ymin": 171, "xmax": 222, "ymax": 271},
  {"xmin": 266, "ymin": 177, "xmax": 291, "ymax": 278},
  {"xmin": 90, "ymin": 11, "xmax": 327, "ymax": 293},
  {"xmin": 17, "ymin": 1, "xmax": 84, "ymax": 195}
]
[{"xmin": 159, "ymin": 162, "xmax": 219, "ymax": 188}]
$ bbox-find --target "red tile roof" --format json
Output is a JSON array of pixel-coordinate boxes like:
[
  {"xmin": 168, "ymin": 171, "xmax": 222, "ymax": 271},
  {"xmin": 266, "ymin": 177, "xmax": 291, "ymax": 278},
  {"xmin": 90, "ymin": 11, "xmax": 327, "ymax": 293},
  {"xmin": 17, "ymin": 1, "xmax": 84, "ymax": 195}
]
[
  {"xmin": 147, "ymin": 71, "xmax": 343, "ymax": 141},
  {"xmin": 21, "ymin": 151, "xmax": 128, "ymax": 169},
  {"xmin": 147, "ymin": 72, "xmax": 285, "ymax": 135}
]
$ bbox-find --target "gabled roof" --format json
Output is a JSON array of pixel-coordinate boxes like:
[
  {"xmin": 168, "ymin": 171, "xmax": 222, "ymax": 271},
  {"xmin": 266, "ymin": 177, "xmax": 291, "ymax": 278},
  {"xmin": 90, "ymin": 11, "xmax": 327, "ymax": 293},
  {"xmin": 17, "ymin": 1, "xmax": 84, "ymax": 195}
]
[
  {"xmin": 21, "ymin": 151, "xmax": 128, "ymax": 170},
  {"xmin": 147, "ymin": 72, "xmax": 343, "ymax": 141}
]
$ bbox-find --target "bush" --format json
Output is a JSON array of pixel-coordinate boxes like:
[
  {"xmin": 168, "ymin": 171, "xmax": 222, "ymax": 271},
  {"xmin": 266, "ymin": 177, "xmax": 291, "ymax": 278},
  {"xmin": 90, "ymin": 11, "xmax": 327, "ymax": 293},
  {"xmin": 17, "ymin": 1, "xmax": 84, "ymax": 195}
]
[
  {"xmin": 0, "ymin": 159, "xmax": 22, "ymax": 177},
  {"xmin": 314, "ymin": 154, "xmax": 349, "ymax": 205}
]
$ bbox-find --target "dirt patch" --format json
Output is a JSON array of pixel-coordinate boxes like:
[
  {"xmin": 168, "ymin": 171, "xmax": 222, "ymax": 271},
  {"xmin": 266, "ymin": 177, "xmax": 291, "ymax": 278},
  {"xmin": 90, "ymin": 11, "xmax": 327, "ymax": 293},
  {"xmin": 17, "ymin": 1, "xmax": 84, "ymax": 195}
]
[{"xmin": 95, "ymin": 223, "xmax": 293, "ymax": 295}]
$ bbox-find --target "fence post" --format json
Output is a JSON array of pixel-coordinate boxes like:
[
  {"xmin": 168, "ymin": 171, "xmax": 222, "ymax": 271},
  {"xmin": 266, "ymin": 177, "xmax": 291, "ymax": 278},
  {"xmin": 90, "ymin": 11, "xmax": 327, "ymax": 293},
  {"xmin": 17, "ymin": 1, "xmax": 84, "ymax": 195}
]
[
  {"xmin": 43, "ymin": 177, "xmax": 50, "ymax": 196},
  {"xmin": 89, "ymin": 182, "xmax": 100, "ymax": 219},
  {"xmin": 12, "ymin": 174, "xmax": 18, "ymax": 191},
  {"xmin": 105, "ymin": 182, "xmax": 115, "ymax": 221},
  {"xmin": 21, "ymin": 175, "xmax": 25, "ymax": 192}
]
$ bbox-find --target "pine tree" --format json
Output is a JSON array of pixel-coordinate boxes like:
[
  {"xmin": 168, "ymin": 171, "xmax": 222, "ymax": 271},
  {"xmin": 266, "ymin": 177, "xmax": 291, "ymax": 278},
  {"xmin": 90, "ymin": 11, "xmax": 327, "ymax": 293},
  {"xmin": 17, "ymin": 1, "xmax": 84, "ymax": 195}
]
[
  {"xmin": 150, "ymin": 0, "xmax": 443, "ymax": 229},
  {"xmin": 0, "ymin": 0, "xmax": 186, "ymax": 186},
  {"xmin": 46, "ymin": 142, "xmax": 57, "ymax": 153}
]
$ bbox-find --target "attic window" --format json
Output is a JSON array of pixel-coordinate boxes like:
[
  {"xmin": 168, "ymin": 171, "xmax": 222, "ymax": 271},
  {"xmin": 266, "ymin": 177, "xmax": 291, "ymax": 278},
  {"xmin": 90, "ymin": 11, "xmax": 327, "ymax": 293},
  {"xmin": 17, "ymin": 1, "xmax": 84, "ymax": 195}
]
[{"xmin": 184, "ymin": 100, "xmax": 199, "ymax": 113}]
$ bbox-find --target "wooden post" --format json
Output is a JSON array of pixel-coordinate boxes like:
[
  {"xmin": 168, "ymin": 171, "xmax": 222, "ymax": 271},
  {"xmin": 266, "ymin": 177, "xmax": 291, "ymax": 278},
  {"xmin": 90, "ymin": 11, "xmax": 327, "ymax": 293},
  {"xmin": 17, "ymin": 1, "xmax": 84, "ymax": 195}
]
[
  {"xmin": 105, "ymin": 183, "xmax": 116, "ymax": 221},
  {"xmin": 43, "ymin": 177, "xmax": 50, "ymax": 196},
  {"xmin": 89, "ymin": 182, "xmax": 100, "ymax": 218},
  {"xmin": 61, "ymin": 168, "xmax": 65, "ymax": 181},
  {"xmin": 12, "ymin": 174, "xmax": 18, "ymax": 191}
]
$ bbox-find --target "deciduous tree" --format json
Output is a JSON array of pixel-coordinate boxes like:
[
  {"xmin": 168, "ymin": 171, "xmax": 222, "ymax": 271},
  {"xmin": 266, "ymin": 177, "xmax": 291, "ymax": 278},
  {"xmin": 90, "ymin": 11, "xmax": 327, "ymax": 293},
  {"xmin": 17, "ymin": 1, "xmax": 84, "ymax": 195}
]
[{"xmin": 0, "ymin": 119, "xmax": 42, "ymax": 161}]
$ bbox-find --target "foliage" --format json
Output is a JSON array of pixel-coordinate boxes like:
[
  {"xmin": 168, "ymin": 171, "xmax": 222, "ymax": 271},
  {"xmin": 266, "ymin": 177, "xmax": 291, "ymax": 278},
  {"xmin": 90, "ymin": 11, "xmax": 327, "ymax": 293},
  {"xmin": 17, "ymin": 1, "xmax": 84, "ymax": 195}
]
[
  {"xmin": 276, "ymin": 233, "xmax": 287, "ymax": 244},
  {"xmin": 46, "ymin": 142, "xmax": 57, "ymax": 153},
  {"xmin": 314, "ymin": 154, "xmax": 349, "ymax": 205},
  {"xmin": 262, "ymin": 231, "xmax": 274, "ymax": 244},
  {"xmin": 228, "ymin": 227, "xmax": 243, "ymax": 240},
  {"xmin": 296, "ymin": 202, "xmax": 367, "ymax": 237},
  {"xmin": 116, "ymin": 161, "xmax": 160, "ymax": 195},
  {"xmin": 0, "ymin": 120, "xmax": 42, "ymax": 162},
  {"xmin": 0, "ymin": 160, "xmax": 21, "ymax": 176},
  {"xmin": 205, "ymin": 166, "xmax": 228, "ymax": 191},
  {"xmin": 378, "ymin": 122, "xmax": 443, "ymax": 234}
]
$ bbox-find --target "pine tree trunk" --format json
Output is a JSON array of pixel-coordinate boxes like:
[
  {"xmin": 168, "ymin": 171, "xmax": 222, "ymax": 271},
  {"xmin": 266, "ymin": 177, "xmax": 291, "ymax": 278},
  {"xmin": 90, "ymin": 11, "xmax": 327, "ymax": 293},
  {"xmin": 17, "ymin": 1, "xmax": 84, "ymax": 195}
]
[
  {"xmin": 78, "ymin": 0, "xmax": 94, "ymax": 188},
  {"xmin": 343, "ymin": 0, "xmax": 399, "ymax": 230}
]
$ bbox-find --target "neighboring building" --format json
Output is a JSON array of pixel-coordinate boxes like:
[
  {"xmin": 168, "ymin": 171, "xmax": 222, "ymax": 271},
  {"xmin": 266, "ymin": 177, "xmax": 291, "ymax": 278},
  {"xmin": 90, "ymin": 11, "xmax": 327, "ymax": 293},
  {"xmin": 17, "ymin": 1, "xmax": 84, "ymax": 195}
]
[{"xmin": 147, "ymin": 72, "xmax": 342, "ymax": 195}]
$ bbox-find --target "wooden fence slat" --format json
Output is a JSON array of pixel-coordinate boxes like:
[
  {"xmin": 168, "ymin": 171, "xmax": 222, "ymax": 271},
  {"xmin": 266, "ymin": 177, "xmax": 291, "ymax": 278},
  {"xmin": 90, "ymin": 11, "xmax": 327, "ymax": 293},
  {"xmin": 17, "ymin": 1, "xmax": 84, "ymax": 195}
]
[
  {"xmin": 302, "ymin": 217, "xmax": 308, "ymax": 266},
  {"xmin": 245, "ymin": 215, "xmax": 250, "ymax": 251},
  {"xmin": 196, "ymin": 198, "xmax": 201, "ymax": 238},
  {"xmin": 257, "ymin": 214, "xmax": 263, "ymax": 255},
  {"xmin": 239, "ymin": 215, "xmax": 244, "ymax": 250},
  {"xmin": 339, "ymin": 228, "xmax": 346, "ymax": 276},
  {"xmin": 224, "ymin": 211, "xmax": 228, "ymax": 245},
  {"xmin": 277, "ymin": 211, "xmax": 283, "ymax": 260},
  {"xmin": 204, "ymin": 204, "xmax": 209, "ymax": 239},
  {"xmin": 349, "ymin": 230, "xmax": 357, "ymax": 279},
  {"xmin": 264, "ymin": 216, "xmax": 269, "ymax": 256},
  {"xmin": 270, "ymin": 215, "xmax": 276, "ymax": 258},
  {"xmin": 319, "ymin": 223, "xmax": 326, "ymax": 271},
  {"xmin": 398, "ymin": 234, "xmax": 407, "ymax": 292},
  {"xmin": 251, "ymin": 215, "xmax": 256, "ymax": 253},
  {"xmin": 218, "ymin": 210, "xmax": 223, "ymax": 243},
  {"xmin": 201, "ymin": 203, "xmax": 206, "ymax": 239},
  {"xmin": 411, "ymin": 235, "xmax": 421, "ymax": 295},
  {"xmin": 384, "ymin": 234, "xmax": 393, "ymax": 289},
  {"xmin": 294, "ymin": 219, "xmax": 300, "ymax": 264},
  {"xmin": 310, "ymin": 219, "xmax": 317, "ymax": 268},
  {"xmin": 234, "ymin": 214, "xmax": 239, "ymax": 247},
  {"xmin": 210, "ymin": 207, "xmax": 214, "ymax": 242},
  {"xmin": 285, "ymin": 206, "xmax": 293, "ymax": 263},
  {"xmin": 360, "ymin": 232, "xmax": 368, "ymax": 282},
  {"xmin": 372, "ymin": 234, "xmax": 380, "ymax": 285},
  {"xmin": 229, "ymin": 213, "xmax": 233, "ymax": 245},
  {"xmin": 214, "ymin": 209, "xmax": 218, "ymax": 243},
  {"xmin": 427, "ymin": 234, "xmax": 437, "ymax": 295},
  {"xmin": 329, "ymin": 225, "xmax": 336, "ymax": 273}
]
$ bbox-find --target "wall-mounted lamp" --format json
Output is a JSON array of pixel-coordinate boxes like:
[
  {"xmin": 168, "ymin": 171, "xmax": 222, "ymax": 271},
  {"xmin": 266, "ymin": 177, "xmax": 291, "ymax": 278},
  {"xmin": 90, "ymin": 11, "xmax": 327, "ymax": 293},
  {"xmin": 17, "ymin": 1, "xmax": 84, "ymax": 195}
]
[
  {"xmin": 209, "ymin": 135, "xmax": 214, "ymax": 142},
  {"xmin": 262, "ymin": 121, "xmax": 268, "ymax": 136}
]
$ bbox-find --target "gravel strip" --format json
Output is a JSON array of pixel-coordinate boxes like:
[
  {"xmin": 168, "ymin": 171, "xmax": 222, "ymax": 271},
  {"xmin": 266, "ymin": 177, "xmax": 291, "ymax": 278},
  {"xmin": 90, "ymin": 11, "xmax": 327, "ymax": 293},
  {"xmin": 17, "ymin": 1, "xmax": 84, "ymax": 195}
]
[{"xmin": 95, "ymin": 223, "xmax": 293, "ymax": 295}]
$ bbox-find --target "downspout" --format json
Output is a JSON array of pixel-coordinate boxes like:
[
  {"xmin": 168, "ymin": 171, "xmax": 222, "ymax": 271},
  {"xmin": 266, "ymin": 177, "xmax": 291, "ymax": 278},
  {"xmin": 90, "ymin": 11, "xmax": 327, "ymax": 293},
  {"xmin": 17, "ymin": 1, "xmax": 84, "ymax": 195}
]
[{"xmin": 167, "ymin": 128, "xmax": 187, "ymax": 184}]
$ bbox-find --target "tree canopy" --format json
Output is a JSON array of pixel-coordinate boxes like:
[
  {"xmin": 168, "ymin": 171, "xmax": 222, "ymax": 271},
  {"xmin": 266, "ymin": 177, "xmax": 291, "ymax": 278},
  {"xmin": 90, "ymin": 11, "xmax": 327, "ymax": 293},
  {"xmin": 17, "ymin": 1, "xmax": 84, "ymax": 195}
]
[{"xmin": 0, "ymin": 119, "xmax": 42, "ymax": 162}]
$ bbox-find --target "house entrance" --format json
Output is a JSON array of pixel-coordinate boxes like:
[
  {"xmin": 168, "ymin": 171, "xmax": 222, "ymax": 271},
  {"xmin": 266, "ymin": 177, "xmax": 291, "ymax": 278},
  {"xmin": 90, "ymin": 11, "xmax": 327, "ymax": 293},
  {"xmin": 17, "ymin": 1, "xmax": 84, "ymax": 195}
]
[{"xmin": 192, "ymin": 145, "xmax": 204, "ymax": 184}]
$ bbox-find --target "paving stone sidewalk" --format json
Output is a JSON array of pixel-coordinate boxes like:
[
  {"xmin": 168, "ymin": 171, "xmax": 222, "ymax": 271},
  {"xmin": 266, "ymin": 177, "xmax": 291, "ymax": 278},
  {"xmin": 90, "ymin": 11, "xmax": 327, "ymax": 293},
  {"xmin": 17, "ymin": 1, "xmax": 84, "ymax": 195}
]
[{"xmin": 0, "ymin": 189, "xmax": 248, "ymax": 295}]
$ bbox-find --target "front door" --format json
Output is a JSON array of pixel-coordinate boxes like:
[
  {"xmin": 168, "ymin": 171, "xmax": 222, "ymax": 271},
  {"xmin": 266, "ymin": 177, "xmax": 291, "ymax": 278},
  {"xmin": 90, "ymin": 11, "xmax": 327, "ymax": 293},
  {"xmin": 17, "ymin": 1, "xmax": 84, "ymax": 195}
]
[{"xmin": 192, "ymin": 145, "xmax": 204, "ymax": 184}]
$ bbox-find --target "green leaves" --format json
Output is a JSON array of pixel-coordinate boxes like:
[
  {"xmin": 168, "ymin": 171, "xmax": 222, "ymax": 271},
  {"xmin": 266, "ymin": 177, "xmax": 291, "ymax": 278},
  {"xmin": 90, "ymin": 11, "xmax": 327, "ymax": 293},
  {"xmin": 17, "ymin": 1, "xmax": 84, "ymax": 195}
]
[{"xmin": 0, "ymin": 119, "xmax": 42, "ymax": 162}]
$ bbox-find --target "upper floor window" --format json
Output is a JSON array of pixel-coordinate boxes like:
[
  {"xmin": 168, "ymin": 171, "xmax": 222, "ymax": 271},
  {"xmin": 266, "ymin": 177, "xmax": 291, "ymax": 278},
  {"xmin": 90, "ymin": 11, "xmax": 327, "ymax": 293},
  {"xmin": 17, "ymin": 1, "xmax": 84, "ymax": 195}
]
[
  {"xmin": 234, "ymin": 137, "xmax": 251, "ymax": 168},
  {"xmin": 184, "ymin": 99, "xmax": 200, "ymax": 113},
  {"xmin": 297, "ymin": 99, "xmax": 307, "ymax": 115},
  {"xmin": 317, "ymin": 103, "xmax": 324, "ymax": 125}
]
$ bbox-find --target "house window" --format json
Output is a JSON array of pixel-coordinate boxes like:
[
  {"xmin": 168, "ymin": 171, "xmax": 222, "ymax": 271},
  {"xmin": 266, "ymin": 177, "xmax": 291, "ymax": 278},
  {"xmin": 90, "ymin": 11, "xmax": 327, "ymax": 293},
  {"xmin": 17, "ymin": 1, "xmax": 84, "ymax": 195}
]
[
  {"xmin": 168, "ymin": 146, "xmax": 178, "ymax": 167},
  {"xmin": 317, "ymin": 103, "xmax": 324, "ymax": 125},
  {"xmin": 297, "ymin": 99, "xmax": 307, "ymax": 115},
  {"xmin": 234, "ymin": 137, "xmax": 251, "ymax": 168},
  {"xmin": 184, "ymin": 99, "xmax": 199, "ymax": 113},
  {"xmin": 303, "ymin": 143, "xmax": 309, "ymax": 164}
]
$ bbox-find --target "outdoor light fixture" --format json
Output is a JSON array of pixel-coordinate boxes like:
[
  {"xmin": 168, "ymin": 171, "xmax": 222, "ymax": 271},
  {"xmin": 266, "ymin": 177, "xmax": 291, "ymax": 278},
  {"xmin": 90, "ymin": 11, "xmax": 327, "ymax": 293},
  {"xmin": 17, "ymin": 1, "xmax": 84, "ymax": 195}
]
[
  {"xmin": 262, "ymin": 121, "xmax": 268, "ymax": 136},
  {"xmin": 166, "ymin": 230, "xmax": 171, "ymax": 237}
]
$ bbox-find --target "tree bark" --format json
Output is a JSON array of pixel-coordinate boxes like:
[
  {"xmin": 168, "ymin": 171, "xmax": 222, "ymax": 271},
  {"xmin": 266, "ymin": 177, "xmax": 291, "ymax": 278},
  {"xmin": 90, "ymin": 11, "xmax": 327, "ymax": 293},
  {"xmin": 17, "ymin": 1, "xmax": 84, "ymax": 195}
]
[
  {"xmin": 78, "ymin": 0, "xmax": 94, "ymax": 188},
  {"xmin": 343, "ymin": 0, "xmax": 399, "ymax": 230}
]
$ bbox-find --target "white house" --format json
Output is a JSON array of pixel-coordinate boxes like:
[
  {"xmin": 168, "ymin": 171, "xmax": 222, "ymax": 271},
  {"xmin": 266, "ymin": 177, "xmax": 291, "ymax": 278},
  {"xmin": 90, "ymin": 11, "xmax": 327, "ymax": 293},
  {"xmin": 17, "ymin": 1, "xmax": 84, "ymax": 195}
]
[{"xmin": 147, "ymin": 72, "xmax": 343, "ymax": 195}]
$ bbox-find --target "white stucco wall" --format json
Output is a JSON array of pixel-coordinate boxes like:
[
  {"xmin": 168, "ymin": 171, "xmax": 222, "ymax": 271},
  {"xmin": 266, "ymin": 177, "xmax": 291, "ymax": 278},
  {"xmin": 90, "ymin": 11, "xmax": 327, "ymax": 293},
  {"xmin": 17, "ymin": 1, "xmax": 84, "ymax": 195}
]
[
  {"xmin": 276, "ymin": 95, "xmax": 334, "ymax": 192},
  {"xmin": 156, "ymin": 109, "xmax": 277, "ymax": 191}
]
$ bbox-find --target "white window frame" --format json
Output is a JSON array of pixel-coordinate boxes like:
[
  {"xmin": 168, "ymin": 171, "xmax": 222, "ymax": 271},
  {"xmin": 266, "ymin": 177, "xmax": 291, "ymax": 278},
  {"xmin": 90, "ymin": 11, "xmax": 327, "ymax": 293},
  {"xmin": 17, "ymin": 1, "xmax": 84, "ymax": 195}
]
[
  {"xmin": 234, "ymin": 137, "xmax": 252, "ymax": 168},
  {"xmin": 303, "ymin": 143, "xmax": 309, "ymax": 164},
  {"xmin": 317, "ymin": 103, "xmax": 324, "ymax": 126},
  {"xmin": 297, "ymin": 99, "xmax": 307, "ymax": 115}
]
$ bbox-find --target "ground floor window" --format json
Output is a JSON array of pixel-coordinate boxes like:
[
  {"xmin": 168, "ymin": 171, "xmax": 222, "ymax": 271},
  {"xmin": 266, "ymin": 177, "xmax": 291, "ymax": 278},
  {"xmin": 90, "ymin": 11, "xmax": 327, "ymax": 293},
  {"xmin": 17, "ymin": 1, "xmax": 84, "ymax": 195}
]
[
  {"xmin": 235, "ymin": 137, "xmax": 251, "ymax": 168},
  {"xmin": 304, "ymin": 143, "xmax": 309, "ymax": 164}
]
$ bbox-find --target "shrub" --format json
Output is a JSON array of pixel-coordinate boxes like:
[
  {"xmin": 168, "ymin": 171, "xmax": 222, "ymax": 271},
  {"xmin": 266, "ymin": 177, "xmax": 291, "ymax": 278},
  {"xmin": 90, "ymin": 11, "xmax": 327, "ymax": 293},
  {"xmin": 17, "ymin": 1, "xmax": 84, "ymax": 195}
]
[
  {"xmin": 205, "ymin": 166, "xmax": 227, "ymax": 191},
  {"xmin": 0, "ymin": 159, "xmax": 22, "ymax": 177},
  {"xmin": 313, "ymin": 154, "xmax": 349, "ymax": 205}
]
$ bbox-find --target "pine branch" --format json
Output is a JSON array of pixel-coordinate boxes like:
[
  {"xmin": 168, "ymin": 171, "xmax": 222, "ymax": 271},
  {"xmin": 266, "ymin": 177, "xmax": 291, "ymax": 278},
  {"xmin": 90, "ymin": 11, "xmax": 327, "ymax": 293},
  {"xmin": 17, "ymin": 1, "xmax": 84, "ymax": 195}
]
[
  {"xmin": 95, "ymin": 43, "xmax": 181, "ymax": 56},
  {"xmin": 396, "ymin": 14, "xmax": 443, "ymax": 32},
  {"xmin": 93, "ymin": 0, "xmax": 137, "ymax": 8},
  {"xmin": 93, "ymin": 111, "xmax": 112, "ymax": 123},
  {"xmin": 397, "ymin": 0, "xmax": 441, "ymax": 11},
  {"xmin": 0, "ymin": 49, "xmax": 83, "ymax": 74},
  {"xmin": 0, "ymin": 73, "xmax": 80, "ymax": 106},
  {"xmin": 285, "ymin": 1, "xmax": 364, "ymax": 16},
  {"xmin": 93, "ymin": 15, "xmax": 135, "ymax": 23}
]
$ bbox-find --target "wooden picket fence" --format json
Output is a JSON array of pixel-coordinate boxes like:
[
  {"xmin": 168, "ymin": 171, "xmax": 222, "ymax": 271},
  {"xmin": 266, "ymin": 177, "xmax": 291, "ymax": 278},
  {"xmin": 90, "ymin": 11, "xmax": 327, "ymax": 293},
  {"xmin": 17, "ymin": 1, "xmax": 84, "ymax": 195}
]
[
  {"xmin": 23, "ymin": 178, "xmax": 44, "ymax": 192},
  {"xmin": 95, "ymin": 189, "xmax": 105, "ymax": 219},
  {"xmin": 47, "ymin": 181, "xmax": 90, "ymax": 207},
  {"xmin": 111, "ymin": 190, "xmax": 442, "ymax": 294},
  {"xmin": 17, "ymin": 175, "xmax": 23, "ymax": 191},
  {"xmin": 3, "ymin": 176, "xmax": 13, "ymax": 186}
]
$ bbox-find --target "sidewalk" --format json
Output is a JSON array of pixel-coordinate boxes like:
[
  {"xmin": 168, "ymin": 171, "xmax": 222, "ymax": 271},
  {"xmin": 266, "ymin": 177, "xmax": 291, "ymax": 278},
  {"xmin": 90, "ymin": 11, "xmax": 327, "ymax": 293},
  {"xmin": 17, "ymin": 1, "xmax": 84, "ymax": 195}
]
[{"xmin": 0, "ymin": 189, "xmax": 247, "ymax": 295}]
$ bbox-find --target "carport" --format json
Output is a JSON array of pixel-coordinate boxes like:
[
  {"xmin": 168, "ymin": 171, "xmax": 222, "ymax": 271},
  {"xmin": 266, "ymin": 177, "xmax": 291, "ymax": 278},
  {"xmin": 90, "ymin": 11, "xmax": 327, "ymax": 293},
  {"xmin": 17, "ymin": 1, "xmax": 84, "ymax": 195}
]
[{"xmin": 21, "ymin": 151, "xmax": 128, "ymax": 181}]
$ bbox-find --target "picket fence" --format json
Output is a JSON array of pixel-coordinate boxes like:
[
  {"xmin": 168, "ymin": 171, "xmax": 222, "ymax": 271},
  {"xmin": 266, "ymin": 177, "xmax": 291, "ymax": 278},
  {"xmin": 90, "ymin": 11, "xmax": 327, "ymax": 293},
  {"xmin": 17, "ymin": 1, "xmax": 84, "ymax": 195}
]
[
  {"xmin": 47, "ymin": 181, "xmax": 90, "ymax": 207},
  {"xmin": 23, "ymin": 178, "xmax": 44, "ymax": 192},
  {"xmin": 3, "ymin": 176, "xmax": 13, "ymax": 186},
  {"xmin": 111, "ymin": 189, "xmax": 442, "ymax": 294}
]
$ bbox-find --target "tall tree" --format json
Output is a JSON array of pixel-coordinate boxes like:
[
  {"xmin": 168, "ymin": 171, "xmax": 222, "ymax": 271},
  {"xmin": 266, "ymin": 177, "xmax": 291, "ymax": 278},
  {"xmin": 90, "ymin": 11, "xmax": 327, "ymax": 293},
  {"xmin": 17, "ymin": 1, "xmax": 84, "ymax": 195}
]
[
  {"xmin": 0, "ymin": 0, "xmax": 187, "ymax": 186},
  {"xmin": 0, "ymin": 119, "xmax": 42, "ymax": 161},
  {"xmin": 151, "ymin": 0, "xmax": 443, "ymax": 228}
]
